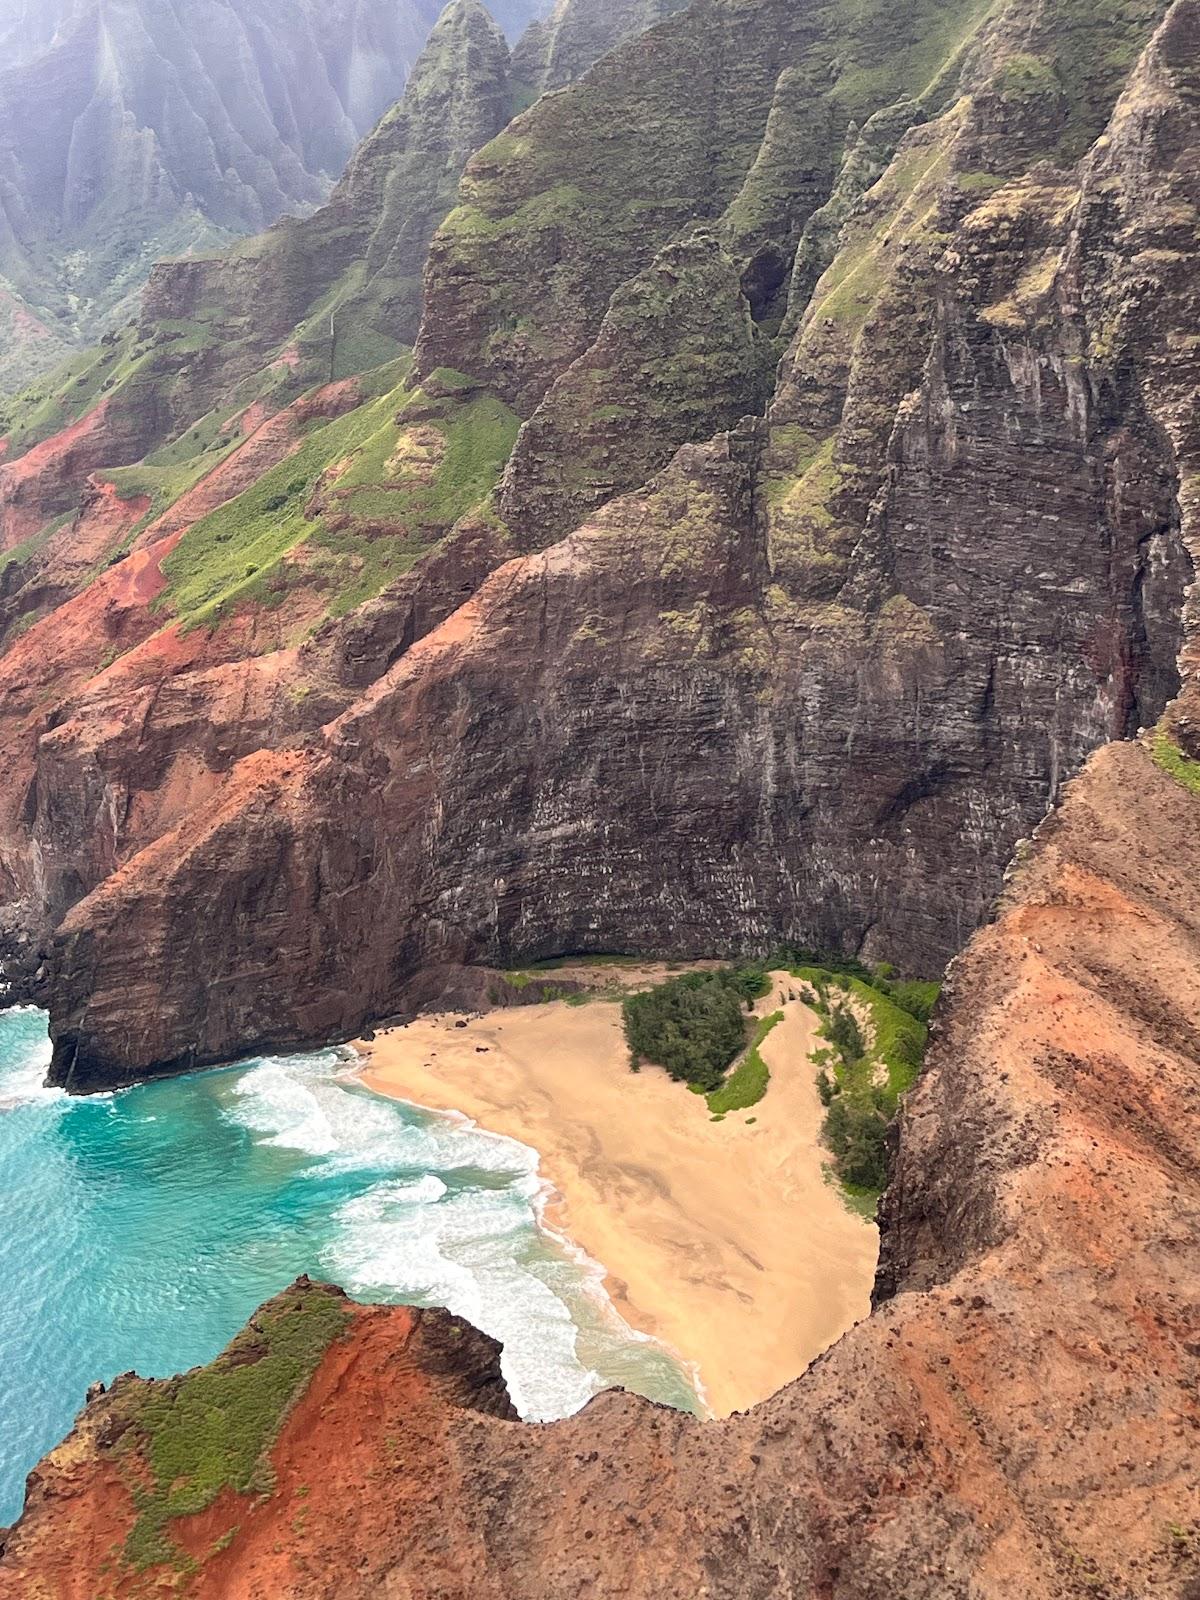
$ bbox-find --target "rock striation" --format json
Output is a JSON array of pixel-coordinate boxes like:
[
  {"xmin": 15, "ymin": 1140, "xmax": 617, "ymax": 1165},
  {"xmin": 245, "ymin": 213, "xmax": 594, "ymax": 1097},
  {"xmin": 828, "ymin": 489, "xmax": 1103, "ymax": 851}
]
[
  {"xmin": 3, "ymin": 739, "xmax": 1199, "ymax": 1596},
  {"xmin": 510, "ymin": 0, "xmax": 689, "ymax": 100},
  {"xmin": 1, "ymin": 0, "xmax": 1189, "ymax": 1087}
]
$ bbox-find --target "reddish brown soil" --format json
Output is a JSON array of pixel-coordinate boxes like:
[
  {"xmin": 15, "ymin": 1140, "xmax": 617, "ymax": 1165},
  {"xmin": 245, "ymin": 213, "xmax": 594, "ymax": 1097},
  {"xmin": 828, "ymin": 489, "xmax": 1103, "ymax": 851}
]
[
  {"xmin": 0, "ymin": 380, "xmax": 363, "ymax": 934},
  {"xmin": 0, "ymin": 403, "xmax": 115, "ymax": 550},
  {"xmin": 2, "ymin": 741, "xmax": 1198, "ymax": 1599},
  {"xmin": 0, "ymin": 1299, "xmax": 516, "ymax": 1600}
]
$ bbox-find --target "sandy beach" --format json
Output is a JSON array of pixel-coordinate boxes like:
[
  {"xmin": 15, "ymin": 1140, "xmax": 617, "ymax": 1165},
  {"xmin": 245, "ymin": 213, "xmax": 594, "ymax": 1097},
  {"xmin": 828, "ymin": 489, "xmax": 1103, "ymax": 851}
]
[{"xmin": 355, "ymin": 971, "xmax": 878, "ymax": 1417}]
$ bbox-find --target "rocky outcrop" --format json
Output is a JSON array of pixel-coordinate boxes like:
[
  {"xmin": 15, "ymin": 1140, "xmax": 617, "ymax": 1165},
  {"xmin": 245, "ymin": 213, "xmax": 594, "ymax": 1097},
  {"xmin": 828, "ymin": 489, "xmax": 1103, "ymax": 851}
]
[
  {"xmin": 510, "ymin": 0, "xmax": 688, "ymax": 99},
  {"xmin": 26, "ymin": 0, "xmax": 1197, "ymax": 1087},
  {"xmin": 414, "ymin": 0, "xmax": 851, "ymax": 411},
  {"xmin": 498, "ymin": 229, "xmax": 770, "ymax": 545},
  {"xmin": 5, "ymin": 738, "xmax": 1200, "ymax": 1597},
  {"xmin": 105, "ymin": 0, "xmax": 519, "ymax": 448},
  {"xmin": 0, "ymin": 1281, "xmax": 519, "ymax": 1597}
]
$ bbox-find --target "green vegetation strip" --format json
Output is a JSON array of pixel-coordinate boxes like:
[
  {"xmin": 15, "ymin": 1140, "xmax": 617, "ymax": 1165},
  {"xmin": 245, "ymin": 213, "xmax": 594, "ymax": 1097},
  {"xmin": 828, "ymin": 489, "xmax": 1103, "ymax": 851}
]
[
  {"xmin": 706, "ymin": 1010, "xmax": 782, "ymax": 1116},
  {"xmin": 794, "ymin": 964, "xmax": 938, "ymax": 1200},
  {"xmin": 1151, "ymin": 730, "xmax": 1200, "ymax": 796},
  {"xmin": 118, "ymin": 1285, "xmax": 352, "ymax": 1573}
]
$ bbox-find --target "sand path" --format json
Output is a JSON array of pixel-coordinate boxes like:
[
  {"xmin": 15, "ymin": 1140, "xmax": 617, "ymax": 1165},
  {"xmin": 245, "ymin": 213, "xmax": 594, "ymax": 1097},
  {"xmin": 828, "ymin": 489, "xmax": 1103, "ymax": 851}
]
[{"xmin": 356, "ymin": 972, "xmax": 877, "ymax": 1417}]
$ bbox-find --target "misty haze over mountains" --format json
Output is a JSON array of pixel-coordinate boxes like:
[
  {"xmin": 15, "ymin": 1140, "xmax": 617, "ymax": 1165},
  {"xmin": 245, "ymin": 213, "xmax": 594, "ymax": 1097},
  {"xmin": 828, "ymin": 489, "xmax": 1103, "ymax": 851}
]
[{"xmin": 0, "ymin": 0, "xmax": 550, "ymax": 390}]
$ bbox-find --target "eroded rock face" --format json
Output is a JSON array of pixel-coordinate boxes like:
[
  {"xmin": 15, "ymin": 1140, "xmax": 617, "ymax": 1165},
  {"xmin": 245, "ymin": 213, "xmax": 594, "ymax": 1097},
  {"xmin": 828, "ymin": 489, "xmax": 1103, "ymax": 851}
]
[
  {"xmin": 510, "ymin": 0, "xmax": 689, "ymax": 99},
  {"xmin": 4, "ymin": 740, "xmax": 1199, "ymax": 1598},
  {"xmin": 39, "ymin": 0, "xmax": 1200, "ymax": 1087},
  {"xmin": 0, "ymin": 0, "xmax": 1193, "ymax": 1092}
]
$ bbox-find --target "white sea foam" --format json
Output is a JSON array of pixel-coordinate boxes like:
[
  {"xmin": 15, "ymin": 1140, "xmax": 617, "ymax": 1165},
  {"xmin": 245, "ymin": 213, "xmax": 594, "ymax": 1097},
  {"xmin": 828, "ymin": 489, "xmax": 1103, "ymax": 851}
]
[
  {"xmin": 322, "ymin": 1176, "xmax": 604, "ymax": 1421},
  {"xmin": 219, "ymin": 1046, "xmax": 689, "ymax": 1423},
  {"xmin": 226, "ymin": 1056, "xmax": 341, "ymax": 1154},
  {"xmin": 0, "ymin": 1011, "xmax": 63, "ymax": 1111},
  {"xmin": 226, "ymin": 1053, "xmax": 540, "ymax": 1178}
]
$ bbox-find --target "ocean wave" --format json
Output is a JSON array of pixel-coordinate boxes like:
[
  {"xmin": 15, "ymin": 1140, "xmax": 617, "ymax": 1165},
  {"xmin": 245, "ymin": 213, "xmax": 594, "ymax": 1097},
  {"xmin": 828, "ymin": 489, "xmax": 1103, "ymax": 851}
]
[
  {"xmin": 0, "ymin": 1010, "xmax": 63, "ymax": 1111},
  {"xmin": 322, "ymin": 1176, "xmax": 604, "ymax": 1421},
  {"xmin": 221, "ymin": 1047, "xmax": 605, "ymax": 1416},
  {"xmin": 225, "ymin": 1052, "xmax": 543, "ymax": 1183}
]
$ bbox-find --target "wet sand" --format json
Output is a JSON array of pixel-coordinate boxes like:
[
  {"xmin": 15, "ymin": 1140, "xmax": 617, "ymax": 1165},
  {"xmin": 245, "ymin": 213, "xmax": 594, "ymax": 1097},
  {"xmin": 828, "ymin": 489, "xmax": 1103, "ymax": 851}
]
[{"xmin": 355, "ymin": 972, "xmax": 878, "ymax": 1417}]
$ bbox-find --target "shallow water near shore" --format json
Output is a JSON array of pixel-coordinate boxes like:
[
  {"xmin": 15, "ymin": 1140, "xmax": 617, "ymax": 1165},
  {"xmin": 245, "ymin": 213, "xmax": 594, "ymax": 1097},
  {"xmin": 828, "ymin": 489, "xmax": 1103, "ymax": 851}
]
[{"xmin": 0, "ymin": 1007, "xmax": 698, "ymax": 1527}]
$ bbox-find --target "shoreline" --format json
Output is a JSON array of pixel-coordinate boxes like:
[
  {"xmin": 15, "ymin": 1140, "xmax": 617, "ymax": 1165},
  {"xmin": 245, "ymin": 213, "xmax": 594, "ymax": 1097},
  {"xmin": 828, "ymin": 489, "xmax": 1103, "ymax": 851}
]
[{"xmin": 355, "ymin": 970, "xmax": 878, "ymax": 1417}]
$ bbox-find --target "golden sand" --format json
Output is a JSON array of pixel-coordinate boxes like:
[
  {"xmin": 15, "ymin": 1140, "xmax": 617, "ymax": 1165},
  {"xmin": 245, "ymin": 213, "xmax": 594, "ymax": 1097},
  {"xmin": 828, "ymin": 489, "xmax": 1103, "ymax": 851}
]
[{"xmin": 355, "ymin": 972, "xmax": 877, "ymax": 1417}]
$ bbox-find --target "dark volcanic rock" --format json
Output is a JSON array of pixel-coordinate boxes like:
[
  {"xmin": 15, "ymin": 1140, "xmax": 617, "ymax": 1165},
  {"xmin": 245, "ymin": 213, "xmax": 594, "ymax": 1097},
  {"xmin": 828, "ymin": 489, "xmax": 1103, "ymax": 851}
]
[
  {"xmin": 6, "ymin": 739, "xmax": 1200, "ymax": 1597},
  {"xmin": 499, "ymin": 229, "xmax": 770, "ymax": 546}
]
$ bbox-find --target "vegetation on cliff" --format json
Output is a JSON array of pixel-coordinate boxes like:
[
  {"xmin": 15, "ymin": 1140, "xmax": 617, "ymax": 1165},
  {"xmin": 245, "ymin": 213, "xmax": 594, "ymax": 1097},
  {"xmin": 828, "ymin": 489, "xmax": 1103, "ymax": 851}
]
[
  {"xmin": 112, "ymin": 1283, "xmax": 353, "ymax": 1573},
  {"xmin": 0, "ymin": 0, "xmax": 544, "ymax": 394},
  {"xmin": 1150, "ymin": 729, "xmax": 1200, "ymax": 796},
  {"xmin": 156, "ymin": 368, "xmax": 519, "ymax": 629},
  {"xmin": 798, "ymin": 966, "xmax": 938, "ymax": 1198}
]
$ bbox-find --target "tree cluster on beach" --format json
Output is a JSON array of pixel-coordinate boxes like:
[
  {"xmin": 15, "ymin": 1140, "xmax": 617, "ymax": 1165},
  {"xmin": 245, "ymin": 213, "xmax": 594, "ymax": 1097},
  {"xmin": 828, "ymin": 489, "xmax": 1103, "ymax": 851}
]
[{"xmin": 622, "ymin": 967, "xmax": 768, "ymax": 1092}]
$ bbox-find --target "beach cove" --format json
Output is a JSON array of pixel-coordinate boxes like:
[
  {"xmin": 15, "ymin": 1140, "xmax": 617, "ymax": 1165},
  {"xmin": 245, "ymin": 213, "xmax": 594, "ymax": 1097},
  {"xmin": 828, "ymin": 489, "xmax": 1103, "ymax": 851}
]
[
  {"xmin": 0, "ymin": 1009, "xmax": 698, "ymax": 1527},
  {"xmin": 358, "ymin": 969, "xmax": 879, "ymax": 1417}
]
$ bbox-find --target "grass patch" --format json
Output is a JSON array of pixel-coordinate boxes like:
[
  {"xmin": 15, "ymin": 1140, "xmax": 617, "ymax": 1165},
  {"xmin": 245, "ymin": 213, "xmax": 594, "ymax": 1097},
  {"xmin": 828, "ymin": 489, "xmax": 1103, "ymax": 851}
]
[
  {"xmin": 706, "ymin": 1010, "xmax": 782, "ymax": 1115},
  {"xmin": 105, "ymin": 434, "xmax": 240, "ymax": 543},
  {"xmin": 157, "ymin": 377, "xmax": 518, "ymax": 630},
  {"xmin": 1151, "ymin": 730, "xmax": 1200, "ymax": 796},
  {"xmin": 0, "ymin": 511, "xmax": 72, "ymax": 573},
  {"xmin": 117, "ymin": 1284, "xmax": 351, "ymax": 1573}
]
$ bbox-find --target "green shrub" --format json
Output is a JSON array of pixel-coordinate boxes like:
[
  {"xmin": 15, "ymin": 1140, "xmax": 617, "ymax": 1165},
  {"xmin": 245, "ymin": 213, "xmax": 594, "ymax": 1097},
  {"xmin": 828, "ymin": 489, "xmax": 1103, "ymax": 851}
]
[
  {"xmin": 824, "ymin": 1092, "xmax": 891, "ymax": 1191},
  {"xmin": 826, "ymin": 1003, "xmax": 865, "ymax": 1064},
  {"xmin": 776, "ymin": 945, "xmax": 873, "ymax": 983},
  {"xmin": 794, "ymin": 959, "xmax": 939, "ymax": 1203},
  {"xmin": 623, "ymin": 970, "xmax": 749, "ymax": 1092},
  {"xmin": 725, "ymin": 963, "xmax": 772, "ymax": 1004},
  {"xmin": 882, "ymin": 979, "xmax": 940, "ymax": 1023}
]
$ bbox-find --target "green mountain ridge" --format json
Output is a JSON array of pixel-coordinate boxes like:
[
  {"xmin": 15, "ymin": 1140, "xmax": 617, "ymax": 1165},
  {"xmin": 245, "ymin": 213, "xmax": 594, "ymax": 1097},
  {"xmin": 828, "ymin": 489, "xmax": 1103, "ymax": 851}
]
[{"xmin": 0, "ymin": 0, "xmax": 554, "ymax": 394}]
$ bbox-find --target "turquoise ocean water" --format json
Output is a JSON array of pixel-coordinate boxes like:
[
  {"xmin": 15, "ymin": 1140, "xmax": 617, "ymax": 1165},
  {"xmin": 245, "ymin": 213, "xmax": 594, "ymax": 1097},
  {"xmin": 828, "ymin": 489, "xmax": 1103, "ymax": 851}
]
[{"xmin": 0, "ymin": 1006, "xmax": 697, "ymax": 1526}]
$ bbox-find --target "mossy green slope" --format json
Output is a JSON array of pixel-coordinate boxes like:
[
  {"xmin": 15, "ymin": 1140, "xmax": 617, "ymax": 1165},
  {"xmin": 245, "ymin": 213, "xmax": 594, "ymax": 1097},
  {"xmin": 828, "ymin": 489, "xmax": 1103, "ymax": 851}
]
[
  {"xmin": 0, "ymin": 0, "xmax": 516, "ymax": 484},
  {"xmin": 158, "ymin": 370, "xmax": 519, "ymax": 630},
  {"xmin": 113, "ymin": 1282, "xmax": 353, "ymax": 1573},
  {"xmin": 500, "ymin": 230, "xmax": 770, "ymax": 546},
  {"xmin": 414, "ymin": 0, "xmax": 997, "ymax": 412}
]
